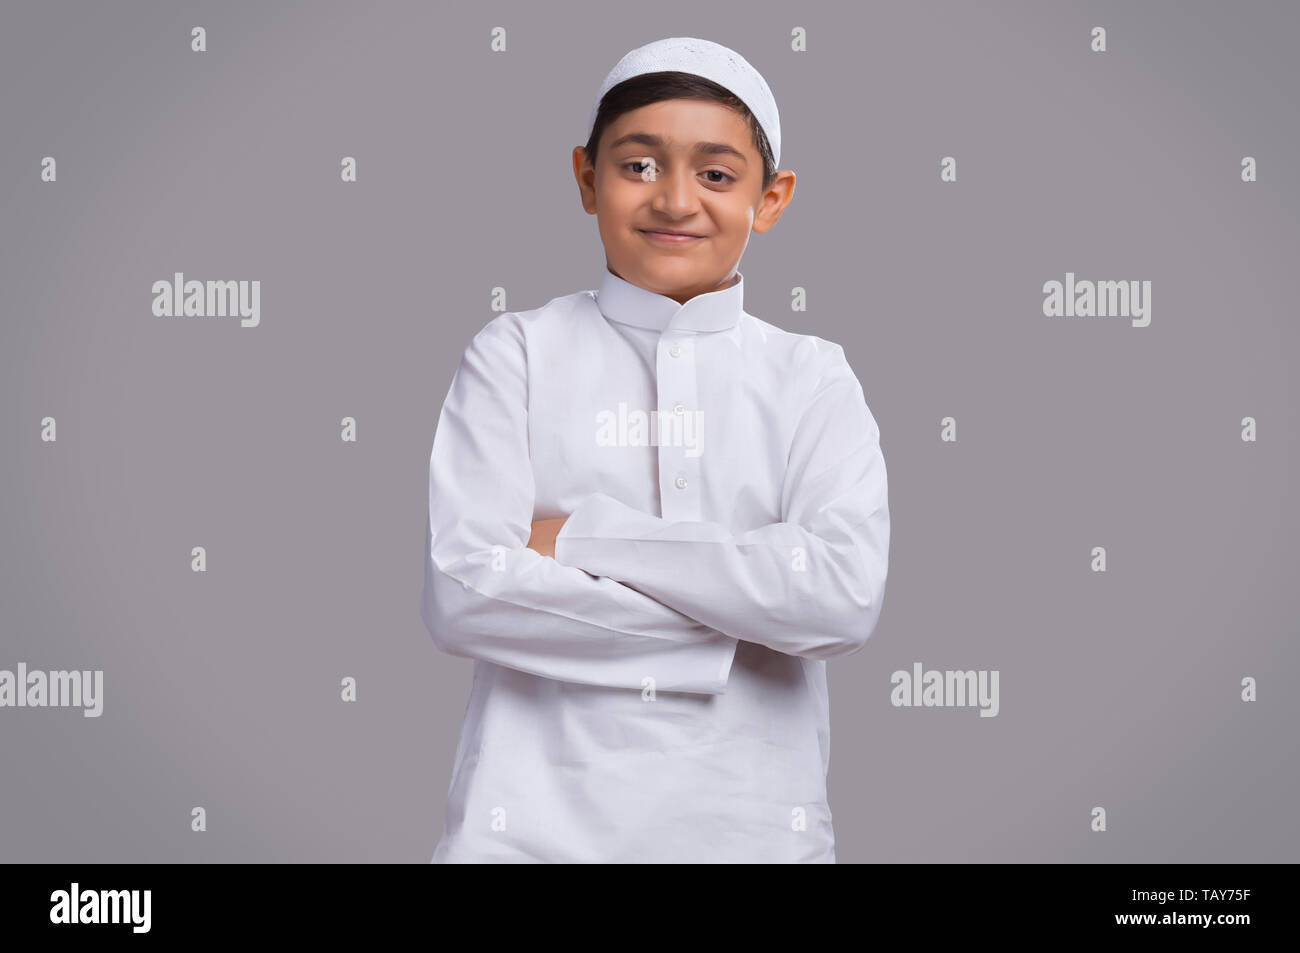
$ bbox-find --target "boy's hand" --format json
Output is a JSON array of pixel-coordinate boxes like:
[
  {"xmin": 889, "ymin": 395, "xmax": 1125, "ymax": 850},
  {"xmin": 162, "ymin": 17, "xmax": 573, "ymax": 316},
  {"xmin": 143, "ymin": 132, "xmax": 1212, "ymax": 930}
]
[{"xmin": 527, "ymin": 517, "xmax": 569, "ymax": 559}]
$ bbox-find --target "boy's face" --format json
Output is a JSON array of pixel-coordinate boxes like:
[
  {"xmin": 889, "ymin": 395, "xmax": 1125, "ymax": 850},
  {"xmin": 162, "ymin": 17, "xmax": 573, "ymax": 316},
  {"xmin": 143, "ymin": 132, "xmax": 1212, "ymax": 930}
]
[{"xmin": 574, "ymin": 98, "xmax": 795, "ymax": 305}]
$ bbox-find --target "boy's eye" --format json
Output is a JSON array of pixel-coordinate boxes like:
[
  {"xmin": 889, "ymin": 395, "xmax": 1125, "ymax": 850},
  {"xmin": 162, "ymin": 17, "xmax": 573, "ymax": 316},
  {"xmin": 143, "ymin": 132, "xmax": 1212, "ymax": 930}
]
[{"xmin": 622, "ymin": 161, "xmax": 734, "ymax": 185}]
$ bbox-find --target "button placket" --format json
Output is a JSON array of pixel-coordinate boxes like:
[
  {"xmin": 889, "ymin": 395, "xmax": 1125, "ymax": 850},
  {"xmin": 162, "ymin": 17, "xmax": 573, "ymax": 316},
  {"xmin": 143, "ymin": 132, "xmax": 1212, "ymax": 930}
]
[{"xmin": 656, "ymin": 331, "xmax": 703, "ymax": 521}]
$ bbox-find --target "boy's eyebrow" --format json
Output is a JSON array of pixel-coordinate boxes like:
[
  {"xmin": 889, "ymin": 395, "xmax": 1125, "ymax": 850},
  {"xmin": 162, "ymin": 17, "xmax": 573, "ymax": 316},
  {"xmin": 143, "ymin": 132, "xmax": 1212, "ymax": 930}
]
[{"xmin": 608, "ymin": 132, "xmax": 749, "ymax": 165}]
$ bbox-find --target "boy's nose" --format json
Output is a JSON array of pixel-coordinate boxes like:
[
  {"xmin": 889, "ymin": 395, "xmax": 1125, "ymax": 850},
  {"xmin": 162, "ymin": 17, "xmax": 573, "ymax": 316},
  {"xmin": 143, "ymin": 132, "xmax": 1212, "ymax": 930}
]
[{"xmin": 650, "ymin": 170, "xmax": 699, "ymax": 218}]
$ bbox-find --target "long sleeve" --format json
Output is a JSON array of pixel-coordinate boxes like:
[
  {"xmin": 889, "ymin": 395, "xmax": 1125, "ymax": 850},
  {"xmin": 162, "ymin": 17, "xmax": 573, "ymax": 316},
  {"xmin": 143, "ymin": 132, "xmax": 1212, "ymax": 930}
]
[
  {"xmin": 553, "ymin": 345, "xmax": 889, "ymax": 660},
  {"xmin": 421, "ymin": 315, "xmax": 738, "ymax": 695}
]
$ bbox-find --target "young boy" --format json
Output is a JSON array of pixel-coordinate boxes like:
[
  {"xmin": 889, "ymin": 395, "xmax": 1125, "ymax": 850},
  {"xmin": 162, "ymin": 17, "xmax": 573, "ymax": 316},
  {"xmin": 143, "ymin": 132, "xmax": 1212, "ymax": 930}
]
[{"xmin": 422, "ymin": 37, "xmax": 890, "ymax": 863}]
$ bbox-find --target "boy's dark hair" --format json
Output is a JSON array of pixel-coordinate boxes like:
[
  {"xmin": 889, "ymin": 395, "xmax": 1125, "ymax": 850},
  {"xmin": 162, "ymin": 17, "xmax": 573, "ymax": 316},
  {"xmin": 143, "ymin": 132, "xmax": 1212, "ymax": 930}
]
[{"xmin": 584, "ymin": 71, "xmax": 777, "ymax": 195}]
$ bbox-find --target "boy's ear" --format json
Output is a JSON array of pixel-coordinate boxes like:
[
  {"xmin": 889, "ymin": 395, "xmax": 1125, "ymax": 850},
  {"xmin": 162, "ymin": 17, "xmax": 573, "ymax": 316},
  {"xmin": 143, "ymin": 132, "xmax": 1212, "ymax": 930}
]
[
  {"xmin": 573, "ymin": 146, "xmax": 598, "ymax": 213},
  {"xmin": 752, "ymin": 170, "xmax": 796, "ymax": 234}
]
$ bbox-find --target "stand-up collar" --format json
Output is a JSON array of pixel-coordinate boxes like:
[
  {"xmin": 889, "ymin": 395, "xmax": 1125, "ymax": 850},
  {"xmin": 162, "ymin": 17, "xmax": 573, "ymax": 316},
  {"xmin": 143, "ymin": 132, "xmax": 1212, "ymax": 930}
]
[{"xmin": 596, "ymin": 266, "xmax": 744, "ymax": 333}]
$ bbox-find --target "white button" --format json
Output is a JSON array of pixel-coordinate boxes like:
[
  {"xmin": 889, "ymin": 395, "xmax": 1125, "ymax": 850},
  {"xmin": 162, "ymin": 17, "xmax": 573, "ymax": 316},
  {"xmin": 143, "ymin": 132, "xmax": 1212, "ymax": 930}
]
[
  {"xmin": 673, "ymin": 403, "xmax": 685, "ymax": 415},
  {"xmin": 674, "ymin": 476, "xmax": 688, "ymax": 490},
  {"xmin": 668, "ymin": 344, "xmax": 682, "ymax": 358}
]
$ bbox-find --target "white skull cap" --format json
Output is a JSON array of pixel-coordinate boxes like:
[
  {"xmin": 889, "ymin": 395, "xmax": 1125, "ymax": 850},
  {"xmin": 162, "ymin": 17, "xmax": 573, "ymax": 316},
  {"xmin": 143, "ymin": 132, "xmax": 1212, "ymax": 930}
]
[{"xmin": 585, "ymin": 37, "xmax": 781, "ymax": 170}]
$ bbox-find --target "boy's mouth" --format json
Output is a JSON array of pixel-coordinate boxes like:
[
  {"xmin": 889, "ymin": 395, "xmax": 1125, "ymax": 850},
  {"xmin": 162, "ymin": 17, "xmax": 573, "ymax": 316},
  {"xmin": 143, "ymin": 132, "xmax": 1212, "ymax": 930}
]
[{"xmin": 638, "ymin": 228, "xmax": 704, "ymax": 245}]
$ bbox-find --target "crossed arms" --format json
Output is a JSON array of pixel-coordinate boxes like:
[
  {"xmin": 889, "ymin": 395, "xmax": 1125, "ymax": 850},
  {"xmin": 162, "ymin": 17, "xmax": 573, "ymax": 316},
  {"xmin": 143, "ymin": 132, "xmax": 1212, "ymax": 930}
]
[{"xmin": 421, "ymin": 317, "xmax": 890, "ymax": 696}]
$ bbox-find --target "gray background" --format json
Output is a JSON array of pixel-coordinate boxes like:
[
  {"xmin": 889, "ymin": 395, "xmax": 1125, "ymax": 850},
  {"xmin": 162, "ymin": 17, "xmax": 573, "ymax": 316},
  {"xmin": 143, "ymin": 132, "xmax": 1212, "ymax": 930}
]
[{"xmin": 2, "ymin": 0, "xmax": 1296, "ymax": 862}]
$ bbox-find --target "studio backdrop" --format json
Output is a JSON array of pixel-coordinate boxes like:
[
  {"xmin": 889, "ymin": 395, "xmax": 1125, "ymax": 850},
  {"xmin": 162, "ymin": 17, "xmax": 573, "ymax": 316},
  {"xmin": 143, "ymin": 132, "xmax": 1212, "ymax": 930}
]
[{"xmin": 1, "ymin": 0, "xmax": 1296, "ymax": 862}]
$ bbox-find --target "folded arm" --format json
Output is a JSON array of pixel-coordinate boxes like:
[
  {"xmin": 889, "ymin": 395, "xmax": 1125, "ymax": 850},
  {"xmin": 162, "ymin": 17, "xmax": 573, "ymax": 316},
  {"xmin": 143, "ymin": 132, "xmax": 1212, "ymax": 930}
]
[
  {"xmin": 553, "ymin": 345, "xmax": 890, "ymax": 660},
  {"xmin": 421, "ymin": 315, "xmax": 738, "ymax": 694}
]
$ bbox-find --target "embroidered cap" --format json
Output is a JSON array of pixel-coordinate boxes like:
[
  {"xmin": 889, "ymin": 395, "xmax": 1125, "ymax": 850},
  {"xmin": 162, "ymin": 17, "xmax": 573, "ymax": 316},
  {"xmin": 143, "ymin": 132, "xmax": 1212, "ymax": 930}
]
[{"xmin": 585, "ymin": 37, "xmax": 781, "ymax": 170}]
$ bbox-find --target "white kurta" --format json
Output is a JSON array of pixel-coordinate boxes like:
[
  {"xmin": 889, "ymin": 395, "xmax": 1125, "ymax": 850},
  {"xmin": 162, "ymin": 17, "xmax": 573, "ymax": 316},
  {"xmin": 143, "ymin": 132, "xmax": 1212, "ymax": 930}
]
[{"xmin": 422, "ymin": 266, "xmax": 890, "ymax": 862}]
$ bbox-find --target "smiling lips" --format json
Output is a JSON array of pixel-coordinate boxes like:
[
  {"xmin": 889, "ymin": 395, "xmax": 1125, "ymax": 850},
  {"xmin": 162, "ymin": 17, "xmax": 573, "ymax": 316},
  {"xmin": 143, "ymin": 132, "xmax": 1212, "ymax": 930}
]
[{"xmin": 639, "ymin": 228, "xmax": 704, "ymax": 245}]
